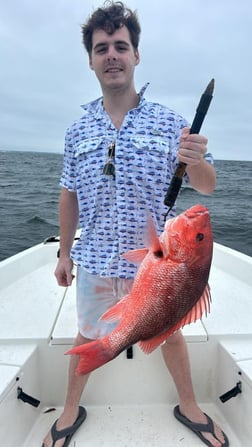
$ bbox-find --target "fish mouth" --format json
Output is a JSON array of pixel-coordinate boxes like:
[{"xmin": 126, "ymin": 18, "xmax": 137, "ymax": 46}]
[{"xmin": 185, "ymin": 204, "xmax": 209, "ymax": 219}]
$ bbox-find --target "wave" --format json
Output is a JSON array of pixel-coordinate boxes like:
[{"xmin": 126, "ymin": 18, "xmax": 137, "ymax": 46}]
[
  {"xmin": 26, "ymin": 215, "xmax": 48, "ymax": 224},
  {"xmin": 26, "ymin": 215, "xmax": 58, "ymax": 227}
]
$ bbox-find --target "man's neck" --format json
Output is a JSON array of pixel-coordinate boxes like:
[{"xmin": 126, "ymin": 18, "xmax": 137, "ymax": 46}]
[{"xmin": 102, "ymin": 86, "xmax": 139, "ymax": 129}]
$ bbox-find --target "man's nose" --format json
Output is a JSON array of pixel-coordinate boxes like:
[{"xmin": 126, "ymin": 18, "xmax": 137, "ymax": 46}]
[{"xmin": 106, "ymin": 45, "xmax": 117, "ymax": 60}]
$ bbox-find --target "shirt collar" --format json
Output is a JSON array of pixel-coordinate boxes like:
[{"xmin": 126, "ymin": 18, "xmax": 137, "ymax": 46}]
[{"xmin": 80, "ymin": 83, "xmax": 150, "ymax": 118}]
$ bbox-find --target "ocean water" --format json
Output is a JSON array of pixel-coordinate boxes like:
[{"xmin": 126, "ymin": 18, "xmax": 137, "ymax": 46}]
[{"xmin": 0, "ymin": 150, "xmax": 251, "ymax": 262}]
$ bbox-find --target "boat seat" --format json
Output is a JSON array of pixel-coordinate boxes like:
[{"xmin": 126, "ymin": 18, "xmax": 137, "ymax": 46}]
[
  {"xmin": 0, "ymin": 365, "xmax": 20, "ymax": 403},
  {"xmin": 219, "ymin": 339, "xmax": 252, "ymax": 389},
  {"xmin": 0, "ymin": 262, "xmax": 65, "ymax": 342},
  {"xmin": 0, "ymin": 343, "xmax": 37, "ymax": 403}
]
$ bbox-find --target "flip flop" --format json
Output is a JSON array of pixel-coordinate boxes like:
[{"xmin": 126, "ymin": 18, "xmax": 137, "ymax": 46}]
[
  {"xmin": 42, "ymin": 406, "xmax": 87, "ymax": 447},
  {"xmin": 174, "ymin": 405, "xmax": 229, "ymax": 446}
]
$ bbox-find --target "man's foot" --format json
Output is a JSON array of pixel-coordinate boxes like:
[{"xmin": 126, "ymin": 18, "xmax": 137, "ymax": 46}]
[
  {"xmin": 174, "ymin": 404, "xmax": 228, "ymax": 447},
  {"xmin": 42, "ymin": 406, "xmax": 86, "ymax": 447}
]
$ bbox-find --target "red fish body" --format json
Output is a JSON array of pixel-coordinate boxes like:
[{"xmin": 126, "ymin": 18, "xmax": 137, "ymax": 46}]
[{"xmin": 67, "ymin": 204, "xmax": 213, "ymax": 375}]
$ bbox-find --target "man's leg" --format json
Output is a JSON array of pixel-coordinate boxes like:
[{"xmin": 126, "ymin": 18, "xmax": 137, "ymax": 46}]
[
  {"xmin": 161, "ymin": 330, "xmax": 226, "ymax": 447},
  {"xmin": 42, "ymin": 332, "xmax": 91, "ymax": 447}
]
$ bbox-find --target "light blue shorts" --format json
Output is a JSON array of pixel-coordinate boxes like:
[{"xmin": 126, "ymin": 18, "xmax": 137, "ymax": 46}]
[{"xmin": 76, "ymin": 267, "xmax": 134, "ymax": 339}]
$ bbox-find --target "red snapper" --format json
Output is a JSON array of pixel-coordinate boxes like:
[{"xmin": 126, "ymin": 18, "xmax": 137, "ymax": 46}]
[{"xmin": 67, "ymin": 204, "xmax": 213, "ymax": 375}]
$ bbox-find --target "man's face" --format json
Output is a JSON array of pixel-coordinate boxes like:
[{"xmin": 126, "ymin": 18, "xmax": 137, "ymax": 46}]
[{"xmin": 89, "ymin": 26, "xmax": 140, "ymax": 92}]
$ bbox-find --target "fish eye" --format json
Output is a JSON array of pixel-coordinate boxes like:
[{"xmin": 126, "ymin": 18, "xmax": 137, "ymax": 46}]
[
  {"xmin": 154, "ymin": 250, "xmax": 163, "ymax": 258},
  {"xmin": 196, "ymin": 233, "xmax": 204, "ymax": 241}
]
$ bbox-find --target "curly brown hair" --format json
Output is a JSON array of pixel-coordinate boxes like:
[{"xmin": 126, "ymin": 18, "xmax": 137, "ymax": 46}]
[{"xmin": 82, "ymin": 1, "xmax": 141, "ymax": 55}]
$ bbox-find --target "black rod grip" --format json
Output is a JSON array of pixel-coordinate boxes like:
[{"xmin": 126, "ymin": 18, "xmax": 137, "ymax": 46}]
[
  {"xmin": 164, "ymin": 173, "xmax": 183, "ymax": 207},
  {"xmin": 164, "ymin": 79, "xmax": 214, "ymax": 213}
]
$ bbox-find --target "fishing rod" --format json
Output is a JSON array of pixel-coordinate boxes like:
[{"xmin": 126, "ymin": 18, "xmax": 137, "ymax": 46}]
[{"xmin": 164, "ymin": 78, "xmax": 215, "ymax": 220}]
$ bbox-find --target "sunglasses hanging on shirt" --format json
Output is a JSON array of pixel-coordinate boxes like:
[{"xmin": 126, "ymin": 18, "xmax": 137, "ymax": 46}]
[{"xmin": 103, "ymin": 142, "xmax": 115, "ymax": 179}]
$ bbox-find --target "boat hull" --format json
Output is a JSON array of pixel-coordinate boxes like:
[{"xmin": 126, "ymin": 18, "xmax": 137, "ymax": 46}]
[{"xmin": 0, "ymin": 240, "xmax": 252, "ymax": 446}]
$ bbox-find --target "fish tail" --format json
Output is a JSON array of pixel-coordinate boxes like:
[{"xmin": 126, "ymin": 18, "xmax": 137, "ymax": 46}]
[{"xmin": 66, "ymin": 338, "xmax": 115, "ymax": 375}]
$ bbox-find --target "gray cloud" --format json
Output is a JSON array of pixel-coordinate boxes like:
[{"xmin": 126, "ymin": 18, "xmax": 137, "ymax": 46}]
[{"xmin": 1, "ymin": 0, "xmax": 252, "ymax": 159}]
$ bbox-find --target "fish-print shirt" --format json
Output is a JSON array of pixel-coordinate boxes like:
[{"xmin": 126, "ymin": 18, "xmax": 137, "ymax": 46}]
[{"xmin": 60, "ymin": 84, "xmax": 213, "ymax": 278}]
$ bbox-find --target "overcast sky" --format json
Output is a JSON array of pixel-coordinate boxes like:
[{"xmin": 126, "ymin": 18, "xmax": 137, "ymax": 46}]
[{"xmin": 1, "ymin": 0, "xmax": 251, "ymax": 160}]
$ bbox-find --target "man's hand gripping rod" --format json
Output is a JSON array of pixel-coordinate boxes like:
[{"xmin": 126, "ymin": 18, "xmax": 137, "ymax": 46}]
[{"xmin": 164, "ymin": 78, "xmax": 215, "ymax": 220}]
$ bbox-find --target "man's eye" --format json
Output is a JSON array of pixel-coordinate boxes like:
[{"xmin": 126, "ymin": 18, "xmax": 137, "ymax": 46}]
[
  {"xmin": 98, "ymin": 49, "xmax": 106, "ymax": 54},
  {"xmin": 95, "ymin": 47, "xmax": 107, "ymax": 54}
]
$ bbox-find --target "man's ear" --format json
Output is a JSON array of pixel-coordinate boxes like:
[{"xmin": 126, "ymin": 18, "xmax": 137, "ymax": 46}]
[
  {"xmin": 135, "ymin": 49, "xmax": 140, "ymax": 66},
  {"xmin": 89, "ymin": 56, "xmax": 94, "ymax": 70}
]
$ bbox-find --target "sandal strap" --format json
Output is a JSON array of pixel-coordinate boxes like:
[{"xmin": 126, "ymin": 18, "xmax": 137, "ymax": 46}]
[
  {"xmin": 51, "ymin": 407, "xmax": 86, "ymax": 442},
  {"xmin": 180, "ymin": 412, "xmax": 214, "ymax": 434}
]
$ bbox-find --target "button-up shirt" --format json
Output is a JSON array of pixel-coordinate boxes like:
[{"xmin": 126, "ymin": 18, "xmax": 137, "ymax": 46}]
[{"xmin": 60, "ymin": 84, "xmax": 213, "ymax": 278}]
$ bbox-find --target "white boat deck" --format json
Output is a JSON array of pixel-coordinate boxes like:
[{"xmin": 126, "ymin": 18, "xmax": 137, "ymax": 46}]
[
  {"xmin": 22, "ymin": 403, "xmax": 241, "ymax": 447},
  {"xmin": 0, "ymin": 240, "xmax": 252, "ymax": 446}
]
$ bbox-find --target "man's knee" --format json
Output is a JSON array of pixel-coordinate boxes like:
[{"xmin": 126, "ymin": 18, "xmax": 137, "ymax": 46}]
[
  {"xmin": 74, "ymin": 332, "xmax": 94, "ymax": 347},
  {"xmin": 163, "ymin": 330, "xmax": 183, "ymax": 346}
]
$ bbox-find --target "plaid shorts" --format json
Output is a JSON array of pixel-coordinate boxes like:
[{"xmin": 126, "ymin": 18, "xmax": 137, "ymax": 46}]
[{"xmin": 76, "ymin": 267, "xmax": 134, "ymax": 339}]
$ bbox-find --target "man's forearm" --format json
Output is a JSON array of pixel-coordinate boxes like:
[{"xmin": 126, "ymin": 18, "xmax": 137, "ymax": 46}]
[
  {"xmin": 58, "ymin": 188, "xmax": 79, "ymax": 258},
  {"xmin": 186, "ymin": 159, "xmax": 216, "ymax": 195}
]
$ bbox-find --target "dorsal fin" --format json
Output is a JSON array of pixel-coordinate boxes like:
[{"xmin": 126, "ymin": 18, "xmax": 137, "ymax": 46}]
[{"xmin": 144, "ymin": 214, "xmax": 162, "ymax": 251}]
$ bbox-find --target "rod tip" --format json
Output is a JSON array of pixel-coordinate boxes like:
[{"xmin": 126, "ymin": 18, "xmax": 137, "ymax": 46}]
[{"xmin": 206, "ymin": 78, "xmax": 215, "ymax": 95}]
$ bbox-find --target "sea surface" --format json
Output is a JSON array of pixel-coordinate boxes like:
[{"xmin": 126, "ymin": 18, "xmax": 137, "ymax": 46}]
[{"xmin": 0, "ymin": 150, "xmax": 251, "ymax": 262}]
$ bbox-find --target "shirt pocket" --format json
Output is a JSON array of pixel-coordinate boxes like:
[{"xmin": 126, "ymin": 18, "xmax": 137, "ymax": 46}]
[
  {"xmin": 130, "ymin": 135, "xmax": 170, "ymax": 155},
  {"xmin": 74, "ymin": 137, "xmax": 106, "ymax": 182},
  {"xmin": 129, "ymin": 135, "xmax": 171, "ymax": 173},
  {"xmin": 74, "ymin": 137, "xmax": 104, "ymax": 157}
]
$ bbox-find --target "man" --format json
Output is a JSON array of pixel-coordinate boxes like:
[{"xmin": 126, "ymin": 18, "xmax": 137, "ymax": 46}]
[{"xmin": 43, "ymin": 2, "xmax": 228, "ymax": 446}]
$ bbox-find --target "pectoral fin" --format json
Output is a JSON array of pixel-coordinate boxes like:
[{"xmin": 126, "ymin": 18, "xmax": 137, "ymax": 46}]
[
  {"xmin": 122, "ymin": 248, "xmax": 149, "ymax": 263},
  {"xmin": 122, "ymin": 214, "xmax": 164, "ymax": 264}
]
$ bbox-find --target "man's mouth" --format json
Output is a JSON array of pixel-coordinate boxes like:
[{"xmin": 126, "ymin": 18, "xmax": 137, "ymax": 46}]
[{"xmin": 105, "ymin": 66, "xmax": 123, "ymax": 73}]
